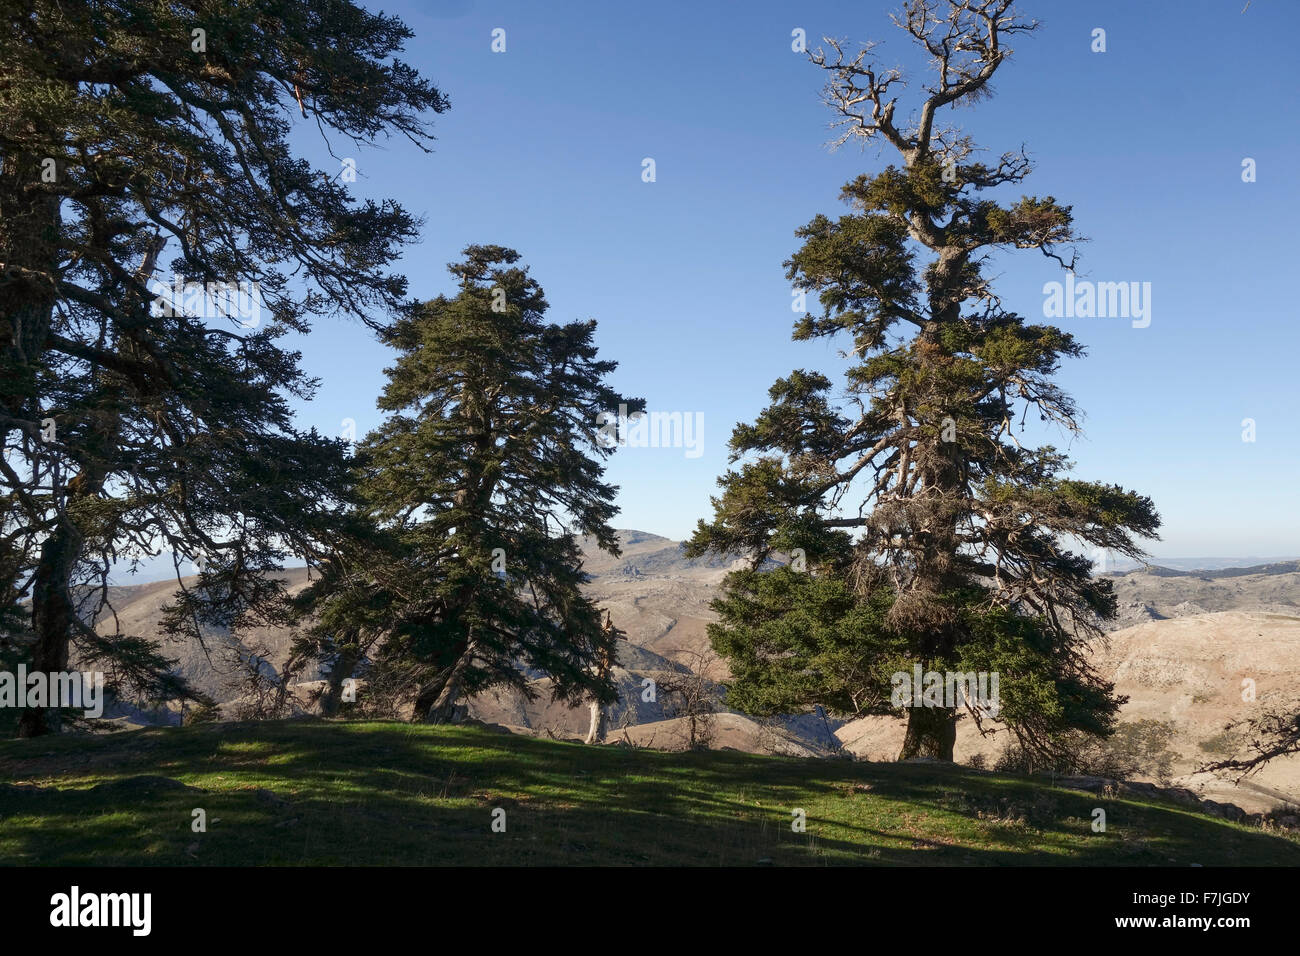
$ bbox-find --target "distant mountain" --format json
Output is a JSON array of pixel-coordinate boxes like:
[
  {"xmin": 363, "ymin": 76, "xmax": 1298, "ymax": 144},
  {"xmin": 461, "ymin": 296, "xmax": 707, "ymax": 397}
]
[
  {"xmin": 113, "ymin": 543, "xmax": 1299, "ymax": 587},
  {"xmin": 1108, "ymin": 556, "xmax": 1300, "ymax": 573},
  {"xmin": 1103, "ymin": 560, "xmax": 1300, "ymax": 631},
  {"xmin": 1136, "ymin": 560, "xmax": 1300, "ymax": 578}
]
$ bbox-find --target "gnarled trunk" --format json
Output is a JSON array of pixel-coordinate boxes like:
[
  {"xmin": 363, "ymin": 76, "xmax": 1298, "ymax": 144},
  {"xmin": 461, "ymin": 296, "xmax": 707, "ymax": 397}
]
[
  {"xmin": 414, "ymin": 637, "xmax": 474, "ymax": 724},
  {"xmin": 898, "ymin": 703, "xmax": 956, "ymax": 761},
  {"xmin": 4, "ymin": 149, "xmax": 66, "ymax": 738}
]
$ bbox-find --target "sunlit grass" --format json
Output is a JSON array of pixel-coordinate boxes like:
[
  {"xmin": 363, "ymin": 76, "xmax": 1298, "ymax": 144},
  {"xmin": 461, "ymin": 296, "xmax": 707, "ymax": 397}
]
[{"xmin": 1, "ymin": 719, "xmax": 1295, "ymax": 866}]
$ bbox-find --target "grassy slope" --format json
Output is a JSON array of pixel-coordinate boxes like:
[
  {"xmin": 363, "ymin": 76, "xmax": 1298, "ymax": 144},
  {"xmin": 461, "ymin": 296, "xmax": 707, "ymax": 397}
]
[{"xmin": 1, "ymin": 720, "xmax": 1296, "ymax": 866}]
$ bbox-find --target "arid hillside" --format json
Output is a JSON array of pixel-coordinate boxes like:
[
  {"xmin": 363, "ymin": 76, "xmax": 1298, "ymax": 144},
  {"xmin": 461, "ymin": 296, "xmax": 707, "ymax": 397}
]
[
  {"xmin": 86, "ymin": 534, "xmax": 1300, "ymax": 811},
  {"xmin": 837, "ymin": 611, "xmax": 1300, "ymax": 813}
]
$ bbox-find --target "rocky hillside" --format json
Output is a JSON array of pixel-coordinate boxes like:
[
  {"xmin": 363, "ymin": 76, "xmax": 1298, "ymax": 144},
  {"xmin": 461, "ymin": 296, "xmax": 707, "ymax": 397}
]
[
  {"xmin": 1105, "ymin": 560, "xmax": 1300, "ymax": 629},
  {"xmin": 836, "ymin": 610, "xmax": 1300, "ymax": 813}
]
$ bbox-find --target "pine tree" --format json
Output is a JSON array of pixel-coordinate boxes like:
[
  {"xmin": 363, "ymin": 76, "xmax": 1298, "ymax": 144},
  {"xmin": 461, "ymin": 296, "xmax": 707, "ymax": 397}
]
[
  {"xmin": 323, "ymin": 245, "xmax": 644, "ymax": 723},
  {"xmin": 686, "ymin": 0, "xmax": 1159, "ymax": 762},
  {"xmin": 0, "ymin": 0, "xmax": 447, "ymax": 735}
]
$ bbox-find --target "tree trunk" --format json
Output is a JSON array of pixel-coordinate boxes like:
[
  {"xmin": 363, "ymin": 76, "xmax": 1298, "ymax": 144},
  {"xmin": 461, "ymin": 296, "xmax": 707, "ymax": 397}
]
[
  {"xmin": 17, "ymin": 517, "xmax": 81, "ymax": 737},
  {"xmin": 898, "ymin": 704, "xmax": 956, "ymax": 761},
  {"xmin": 5, "ymin": 149, "xmax": 65, "ymax": 738},
  {"xmin": 319, "ymin": 645, "xmax": 361, "ymax": 717},
  {"xmin": 584, "ymin": 700, "xmax": 605, "ymax": 745},
  {"xmin": 415, "ymin": 638, "xmax": 474, "ymax": 724},
  {"xmin": 11, "ymin": 226, "xmax": 160, "ymax": 737},
  {"xmin": 425, "ymin": 676, "xmax": 466, "ymax": 724},
  {"xmin": 0, "ymin": 147, "xmax": 61, "ymax": 418}
]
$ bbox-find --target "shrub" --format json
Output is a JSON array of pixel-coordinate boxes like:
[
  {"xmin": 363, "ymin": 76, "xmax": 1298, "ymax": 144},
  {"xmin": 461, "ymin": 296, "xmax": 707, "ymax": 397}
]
[{"xmin": 995, "ymin": 719, "xmax": 1177, "ymax": 783}]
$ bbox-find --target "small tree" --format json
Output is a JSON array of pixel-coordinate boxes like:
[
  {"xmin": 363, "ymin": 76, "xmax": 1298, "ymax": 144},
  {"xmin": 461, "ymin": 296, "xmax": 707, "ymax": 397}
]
[{"xmin": 655, "ymin": 648, "xmax": 721, "ymax": 751}]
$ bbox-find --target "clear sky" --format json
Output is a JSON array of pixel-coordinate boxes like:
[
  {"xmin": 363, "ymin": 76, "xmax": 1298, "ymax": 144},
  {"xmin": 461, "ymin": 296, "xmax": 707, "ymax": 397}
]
[{"xmin": 280, "ymin": 0, "xmax": 1299, "ymax": 558}]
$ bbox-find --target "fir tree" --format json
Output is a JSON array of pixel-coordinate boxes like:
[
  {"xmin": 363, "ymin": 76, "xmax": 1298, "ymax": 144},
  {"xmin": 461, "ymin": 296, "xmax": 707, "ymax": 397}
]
[
  {"xmin": 0, "ymin": 0, "xmax": 447, "ymax": 734},
  {"xmin": 315, "ymin": 245, "xmax": 644, "ymax": 723},
  {"xmin": 686, "ymin": 0, "xmax": 1159, "ymax": 762}
]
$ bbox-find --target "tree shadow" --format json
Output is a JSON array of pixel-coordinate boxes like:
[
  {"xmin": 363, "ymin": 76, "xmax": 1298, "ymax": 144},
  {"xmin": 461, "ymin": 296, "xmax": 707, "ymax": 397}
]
[{"xmin": 1, "ymin": 720, "xmax": 1297, "ymax": 866}]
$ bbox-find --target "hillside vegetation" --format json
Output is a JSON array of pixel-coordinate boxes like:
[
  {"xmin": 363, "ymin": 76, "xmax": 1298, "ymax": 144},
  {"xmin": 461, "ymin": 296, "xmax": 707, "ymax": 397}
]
[{"xmin": 2, "ymin": 720, "xmax": 1297, "ymax": 866}]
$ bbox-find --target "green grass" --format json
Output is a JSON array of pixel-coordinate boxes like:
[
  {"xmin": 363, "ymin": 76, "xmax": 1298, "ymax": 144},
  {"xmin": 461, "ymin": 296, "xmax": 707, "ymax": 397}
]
[{"xmin": 1, "ymin": 719, "xmax": 1296, "ymax": 866}]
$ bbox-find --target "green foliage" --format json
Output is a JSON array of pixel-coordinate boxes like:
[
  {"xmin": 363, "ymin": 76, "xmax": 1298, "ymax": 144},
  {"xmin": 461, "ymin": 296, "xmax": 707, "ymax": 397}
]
[
  {"xmin": 308, "ymin": 246, "xmax": 643, "ymax": 721},
  {"xmin": 689, "ymin": 3, "xmax": 1160, "ymax": 762},
  {"xmin": 183, "ymin": 699, "xmax": 222, "ymax": 726},
  {"xmin": 0, "ymin": 1, "xmax": 446, "ymax": 732},
  {"xmin": 707, "ymin": 566, "xmax": 905, "ymax": 718}
]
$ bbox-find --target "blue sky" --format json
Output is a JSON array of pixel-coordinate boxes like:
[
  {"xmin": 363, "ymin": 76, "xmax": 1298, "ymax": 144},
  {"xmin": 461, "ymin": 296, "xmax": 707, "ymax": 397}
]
[{"xmin": 282, "ymin": 0, "xmax": 1299, "ymax": 558}]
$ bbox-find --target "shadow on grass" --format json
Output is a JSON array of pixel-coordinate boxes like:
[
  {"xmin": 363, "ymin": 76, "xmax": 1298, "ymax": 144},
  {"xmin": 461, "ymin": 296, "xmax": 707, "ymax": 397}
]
[{"xmin": 1, "ymin": 719, "xmax": 1296, "ymax": 866}]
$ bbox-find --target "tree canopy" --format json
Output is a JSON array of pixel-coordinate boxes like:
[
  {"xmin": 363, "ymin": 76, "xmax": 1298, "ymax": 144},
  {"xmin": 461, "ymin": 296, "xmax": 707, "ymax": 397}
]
[{"xmin": 0, "ymin": 0, "xmax": 447, "ymax": 734}]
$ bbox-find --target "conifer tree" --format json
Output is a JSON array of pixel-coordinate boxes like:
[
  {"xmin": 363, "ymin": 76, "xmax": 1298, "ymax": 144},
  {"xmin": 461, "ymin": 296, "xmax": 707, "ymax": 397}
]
[
  {"xmin": 320, "ymin": 245, "xmax": 643, "ymax": 723},
  {"xmin": 0, "ymin": 0, "xmax": 447, "ymax": 734},
  {"xmin": 687, "ymin": 0, "xmax": 1159, "ymax": 762}
]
